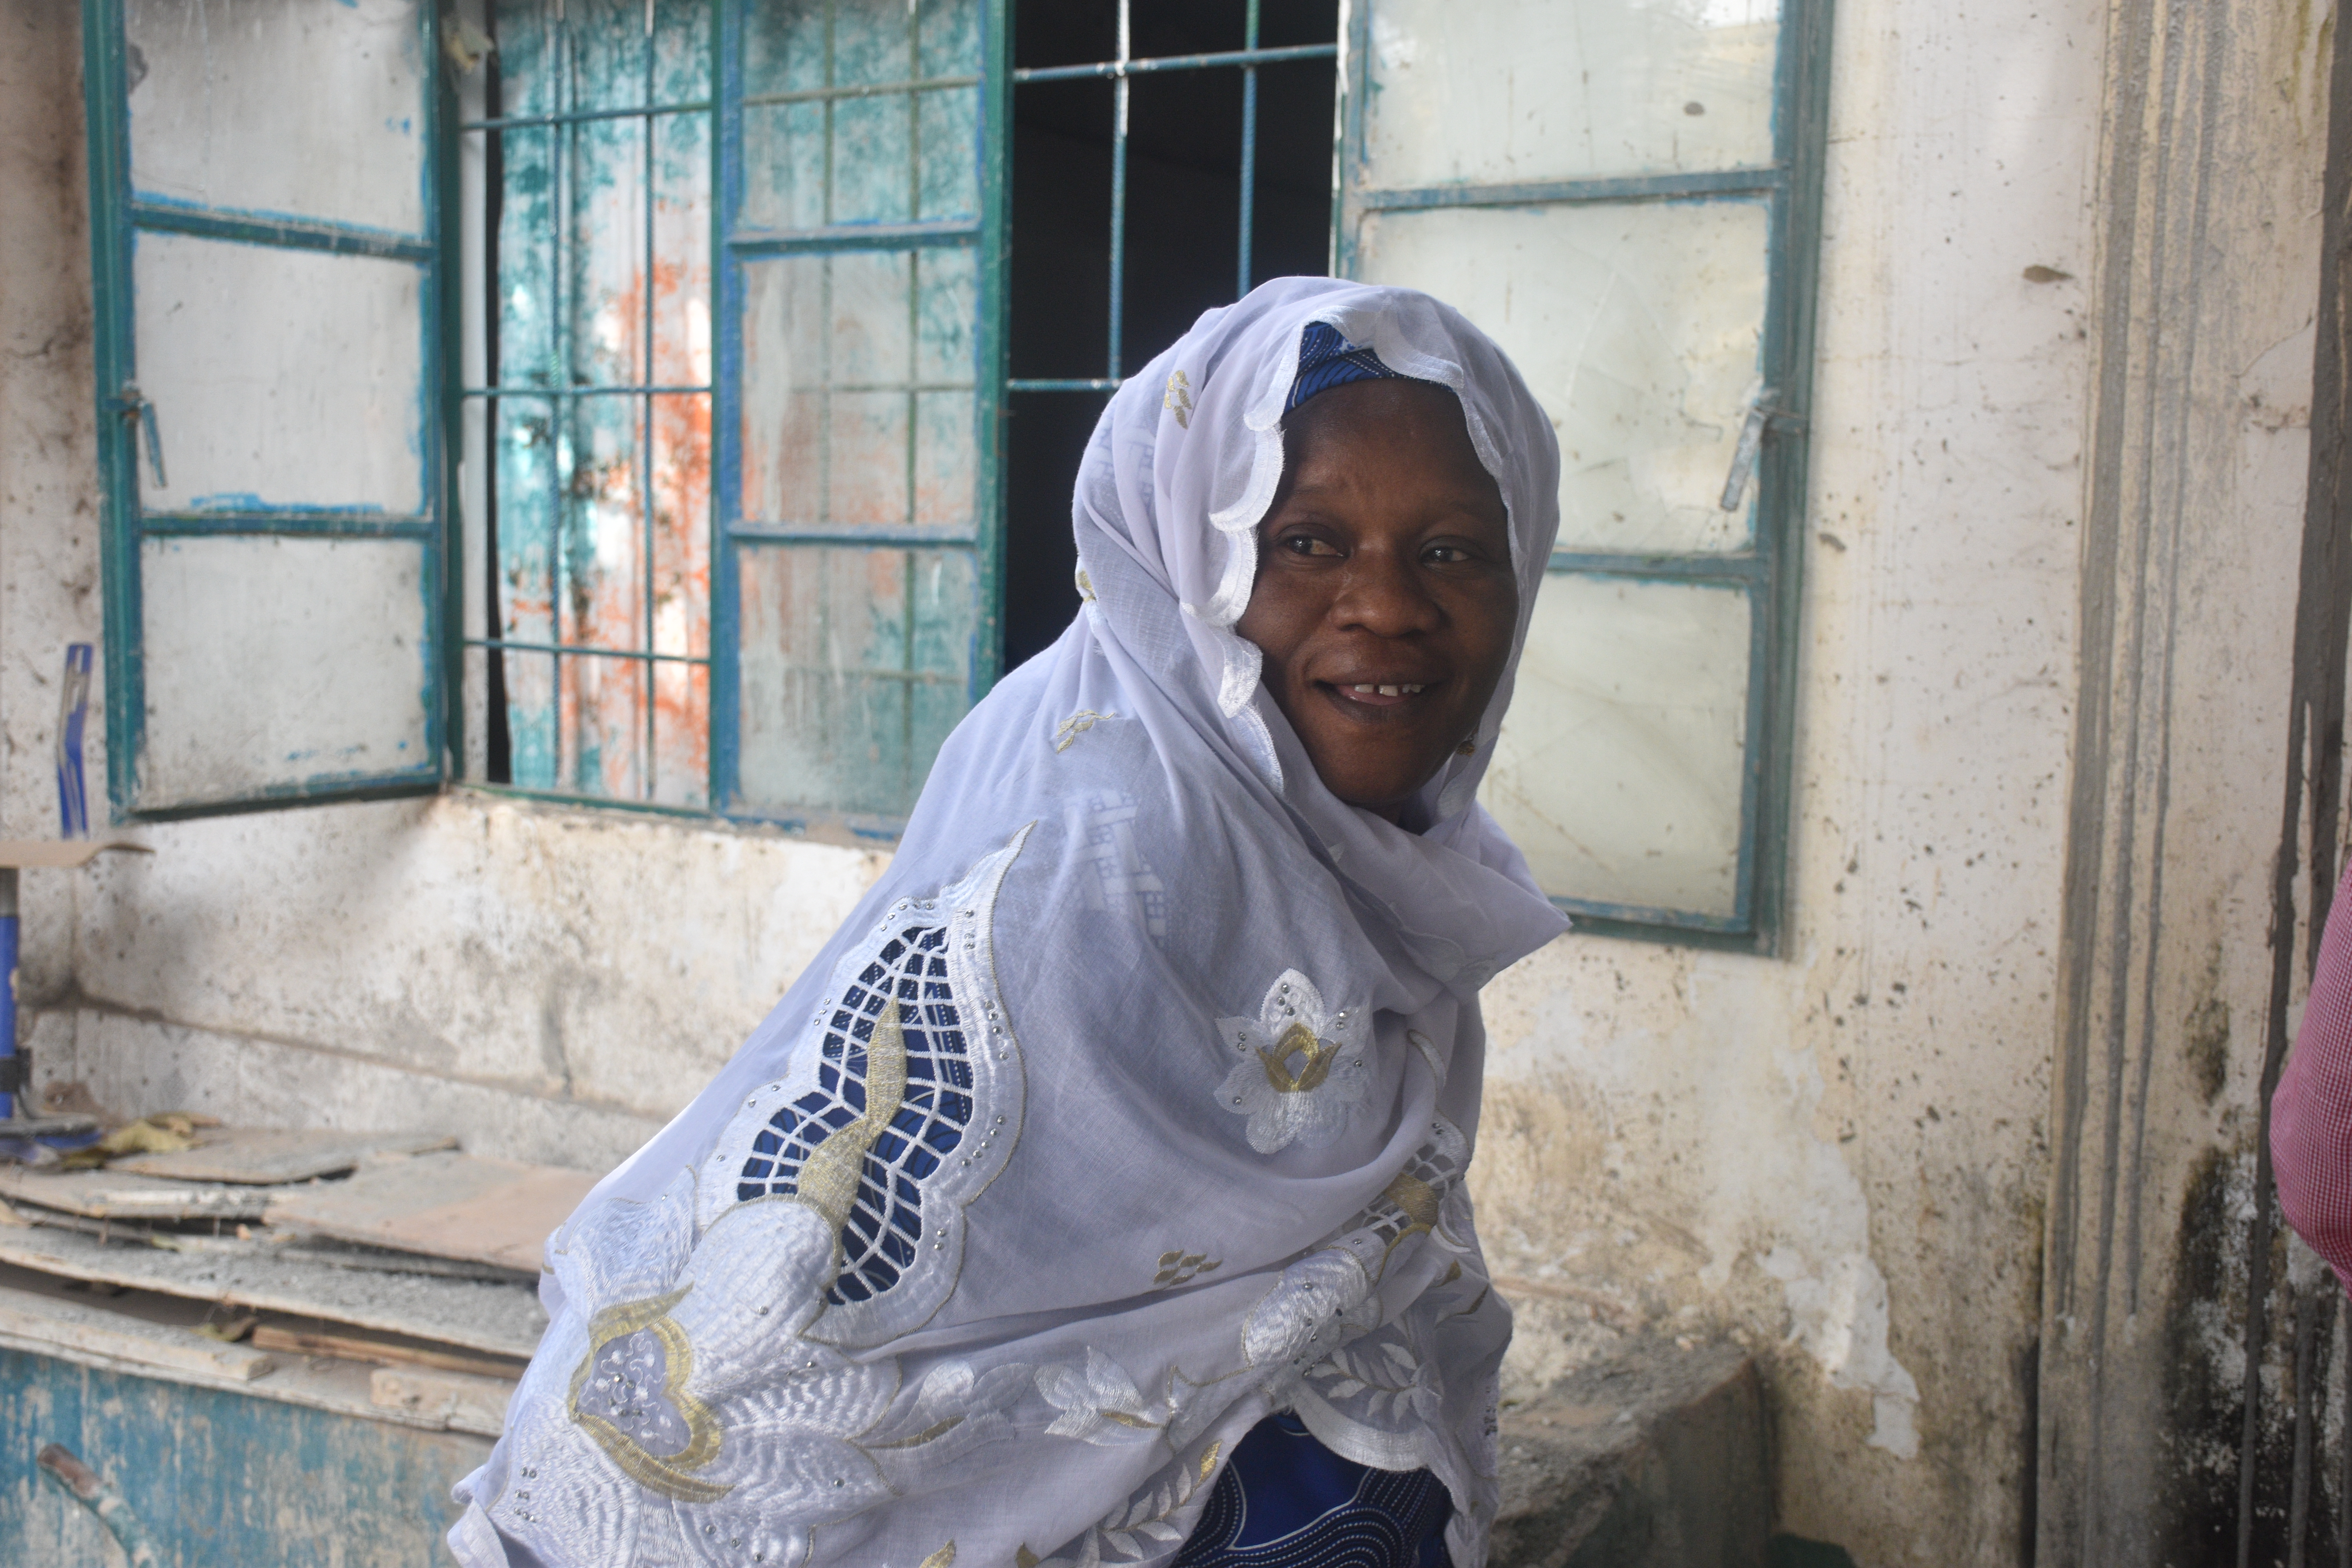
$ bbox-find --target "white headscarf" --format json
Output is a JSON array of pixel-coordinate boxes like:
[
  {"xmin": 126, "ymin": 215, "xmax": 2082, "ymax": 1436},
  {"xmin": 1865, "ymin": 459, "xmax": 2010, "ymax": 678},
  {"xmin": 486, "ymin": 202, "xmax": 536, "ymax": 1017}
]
[{"xmin": 450, "ymin": 278, "xmax": 1568, "ymax": 1568}]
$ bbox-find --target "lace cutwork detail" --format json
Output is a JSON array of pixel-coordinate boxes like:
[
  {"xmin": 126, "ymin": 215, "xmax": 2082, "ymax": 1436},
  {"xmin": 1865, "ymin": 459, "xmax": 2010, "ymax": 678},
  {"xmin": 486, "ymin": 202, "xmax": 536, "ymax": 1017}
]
[{"xmin": 735, "ymin": 923, "xmax": 975, "ymax": 1306}]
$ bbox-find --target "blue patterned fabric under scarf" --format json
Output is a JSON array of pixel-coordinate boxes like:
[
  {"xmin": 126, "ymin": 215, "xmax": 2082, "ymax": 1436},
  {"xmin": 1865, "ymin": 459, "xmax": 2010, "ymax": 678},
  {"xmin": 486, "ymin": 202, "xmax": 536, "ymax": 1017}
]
[
  {"xmin": 1286, "ymin": 321, "xmax": 1404, "ymax": 410},
  {"xmin": 1174, "ymin": 1414, "xmax": 1453, "ymax": 1568}
]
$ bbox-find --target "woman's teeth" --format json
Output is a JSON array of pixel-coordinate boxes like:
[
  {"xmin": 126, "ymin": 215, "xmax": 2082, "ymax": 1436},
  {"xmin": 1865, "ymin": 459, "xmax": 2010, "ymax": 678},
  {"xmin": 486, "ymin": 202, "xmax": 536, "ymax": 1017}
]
[{"xmin": 1350, "ymin": 684, "xmax": 1425, "ymax": 696}]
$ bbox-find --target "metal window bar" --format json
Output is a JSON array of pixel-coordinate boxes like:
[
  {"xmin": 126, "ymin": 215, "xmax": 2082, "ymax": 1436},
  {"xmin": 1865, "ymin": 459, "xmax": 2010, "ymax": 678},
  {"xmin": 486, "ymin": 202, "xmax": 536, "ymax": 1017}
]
[
  {"xmin": 1002, "ymin": 16, "xmax": 1338, "ymax": 395},
  {"xmin": 458, "ymin": 4, "xmax": 716, "ymax": 809}
]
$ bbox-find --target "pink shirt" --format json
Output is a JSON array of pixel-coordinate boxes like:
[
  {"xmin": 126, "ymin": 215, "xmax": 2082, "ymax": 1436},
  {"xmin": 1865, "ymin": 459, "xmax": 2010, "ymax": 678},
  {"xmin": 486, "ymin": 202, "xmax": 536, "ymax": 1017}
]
[{"xmin": 2274, "ymin": 859, "xmax": 2352, "ymax": 1294}]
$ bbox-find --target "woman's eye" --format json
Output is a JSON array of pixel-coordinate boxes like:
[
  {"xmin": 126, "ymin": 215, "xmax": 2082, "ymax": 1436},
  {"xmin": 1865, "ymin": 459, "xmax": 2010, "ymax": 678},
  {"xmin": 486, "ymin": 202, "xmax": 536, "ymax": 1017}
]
[
  {"xmin": 1424, "ymin": 544, "xmax": 1472, "ymax": 564},
  {"xmin": 1280, "ymin": 535, "xmax": 1343, "ymax": 557}
]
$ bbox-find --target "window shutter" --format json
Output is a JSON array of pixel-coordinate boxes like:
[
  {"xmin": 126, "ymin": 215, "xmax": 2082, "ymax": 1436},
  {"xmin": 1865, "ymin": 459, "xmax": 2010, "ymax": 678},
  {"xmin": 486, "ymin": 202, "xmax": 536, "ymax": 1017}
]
[
  {"xmin": 1337, "ymin": 0, "xmax": 1832, "ymax": 948},
  {"xmin": 83, "ymin": 0, "xmax": 448, "ymax": 816}
]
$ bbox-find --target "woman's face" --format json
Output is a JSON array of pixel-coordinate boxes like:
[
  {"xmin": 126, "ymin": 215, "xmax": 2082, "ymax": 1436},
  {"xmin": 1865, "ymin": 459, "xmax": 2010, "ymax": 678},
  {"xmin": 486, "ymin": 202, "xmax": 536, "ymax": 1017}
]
[{"xmin": 1235, "ymin": 379, "xmax": 1518, "ymax": 824}]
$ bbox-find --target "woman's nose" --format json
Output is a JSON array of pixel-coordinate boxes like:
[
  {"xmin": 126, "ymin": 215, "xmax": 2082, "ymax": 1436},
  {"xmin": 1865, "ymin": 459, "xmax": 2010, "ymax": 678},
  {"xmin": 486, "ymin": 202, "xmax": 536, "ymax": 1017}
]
[{"xmin": 1330, "ymin": 547, "xmax": 1443, "ymax": 636}]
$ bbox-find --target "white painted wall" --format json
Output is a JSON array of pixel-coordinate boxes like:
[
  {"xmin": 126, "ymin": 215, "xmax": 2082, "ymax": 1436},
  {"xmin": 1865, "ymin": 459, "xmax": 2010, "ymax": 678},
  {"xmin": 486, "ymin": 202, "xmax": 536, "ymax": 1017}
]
[{"xmin": 0, "ymin": 0, "xmax": 2331, "ymax": 1561}]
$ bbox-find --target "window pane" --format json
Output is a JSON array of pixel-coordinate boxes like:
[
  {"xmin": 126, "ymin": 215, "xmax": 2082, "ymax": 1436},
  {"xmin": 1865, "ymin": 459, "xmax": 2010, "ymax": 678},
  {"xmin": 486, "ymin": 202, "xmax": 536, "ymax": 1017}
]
[
  {"xmin": 654, "ymin": 114, "xmax": 715, "ymax": 385},
  {"xmin": 736, "ymin": 544, "xmax": 978, "ymax": 819},
  {"xmin": 1358, "ymin": 198, "xmax": 1769, "ymax": 554},
  {"xmin": 1483, "ymin": 573, "xmax": 1751, "ymax": 918},
  {"xmin": 740, "ymin": 250, "xmax": 978, "ymax": 532},
  {"xmin": 740, "ymin": 0, "xmax": 982, "ymax": 232},
  {"xmin": 1359, "ymin": 0, "xmax": 1779, "ymax": 189},
  {"xmin": 125, "ymin": 0, "xmax": 429, "ymax": 236},
  {"xmin": 138, "ymin": 536, "xmax": 432, "ymax": 807},
  {"xmin": 133, "ymin": 232, "xmax": 426, "ymax": 515}
]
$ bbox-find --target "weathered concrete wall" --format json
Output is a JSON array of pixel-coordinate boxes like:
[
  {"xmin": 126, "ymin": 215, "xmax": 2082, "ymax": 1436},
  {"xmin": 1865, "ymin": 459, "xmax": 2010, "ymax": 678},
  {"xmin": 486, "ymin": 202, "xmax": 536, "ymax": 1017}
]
[
  {"xmin": 2034, "ymin": 0, "xmax": 2341, "ymax": 1558},
  {"xmin": 58, "ymin": 795, "xmax": 887, "ymax": 1171},
  {"xmin": 1476, "ymin": 0, "xmax": 2174, "ymax": 1561},
  {"xmin": 0, "ymin": 1, "xmax": 105, "ymax": 1031}
]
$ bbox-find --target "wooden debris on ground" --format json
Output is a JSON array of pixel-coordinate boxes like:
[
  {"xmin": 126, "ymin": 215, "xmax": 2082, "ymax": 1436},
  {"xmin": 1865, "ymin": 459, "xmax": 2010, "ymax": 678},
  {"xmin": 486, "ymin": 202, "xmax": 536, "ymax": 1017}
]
[
  {"xmin": 0, "ymin": 1166, "xmax": 271, "ymax": 1222},
  {"xmin": 113, "ymin": 1129, "xmax": 457, "ymax": 1185},
  {"xmin": 1, "ymin": 1122, "xmax": 600, "ymax": 1440},
  {"xmin": 0, "ymin": 1210, "xmax": 547, "ymax": 1359},
  {"xmin": 248, "ymin": 1322, "xmax": 526, "ymax": 1382},
  {"xmin": 264, "ymin": 1151, "xmax": 594, "ymax": 1274}
]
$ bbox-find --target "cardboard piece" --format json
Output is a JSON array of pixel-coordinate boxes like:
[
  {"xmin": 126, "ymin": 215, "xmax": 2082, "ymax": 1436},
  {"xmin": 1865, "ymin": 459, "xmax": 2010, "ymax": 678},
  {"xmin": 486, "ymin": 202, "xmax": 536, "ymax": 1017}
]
[
  {"xmin": 0, "ymin": 840, "xmax": 149, "ymax": 869},
  {"xmin": 0, "ymin": 1166, "xmax": 271, "ymax": 1222},
  {"xmin": 113, "ymin": 1129, "xmax": 458, "ymax": 1185},
  {"xmin": 264, "ymin": 1151, "xmax": 595, "ymax": 1274}
]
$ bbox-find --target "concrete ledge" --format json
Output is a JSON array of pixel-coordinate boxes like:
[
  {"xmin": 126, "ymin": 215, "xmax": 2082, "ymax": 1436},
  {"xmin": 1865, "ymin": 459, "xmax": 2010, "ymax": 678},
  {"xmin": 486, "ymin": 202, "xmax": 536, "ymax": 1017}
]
[{"xmin": 1492, "ymin": 1337, "xmax": 1769, "ymax": 1568}]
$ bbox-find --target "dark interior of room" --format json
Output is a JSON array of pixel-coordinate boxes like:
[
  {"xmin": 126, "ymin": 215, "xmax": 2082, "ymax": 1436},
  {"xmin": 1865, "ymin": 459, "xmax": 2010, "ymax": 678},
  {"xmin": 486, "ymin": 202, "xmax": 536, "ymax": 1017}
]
[{"xmin": 1000, "ymin": 0, "xmax": 1339, "ymax": 671}]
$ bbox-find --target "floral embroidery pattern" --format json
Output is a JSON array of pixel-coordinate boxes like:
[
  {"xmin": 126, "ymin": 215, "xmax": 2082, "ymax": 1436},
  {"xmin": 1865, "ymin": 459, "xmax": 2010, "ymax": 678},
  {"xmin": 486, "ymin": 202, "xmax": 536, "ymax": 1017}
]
[
  {"xmin": 1018, "ymin": 1439, "xmax": 1226, "ymax": 1568},
  {"xmin": 1054, "ymin": 709, "xmax": 1119, "ymax": 752},
  {"xmin": 1212, "ymin": 969, "xmax": 1371, "ymax": 1153},
  {"xmin": 1164, "ymin": 368, "xmax": 1195, "ymax": 428},
  {"xmin": 566, "ymin": 1287, "xmax": 727, "ymax": 1502}
]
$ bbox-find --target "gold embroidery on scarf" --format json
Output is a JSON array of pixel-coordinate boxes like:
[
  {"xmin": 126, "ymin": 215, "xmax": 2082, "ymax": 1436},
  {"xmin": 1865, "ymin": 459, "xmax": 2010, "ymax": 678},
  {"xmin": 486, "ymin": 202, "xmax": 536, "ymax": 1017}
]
[
  {"xmin": 1258, "ymin": 1021, "xmax": 1338, "ymax": 1093},
  {"xmin": 1164, "ymin": 369, "xmax": 1194, "ymax": 428},
  {"xmin": 566, "ymin": 1287, "xmax": 732, "ymax": 1503},
  {"xmin": 1152, "ymin": 1250, "xmax": 1221, "ymax": 1289},
  {"xmin": 1075, "ymin": 566, "xmax": 1097, "ymax": 602},
  {"xmin": 920, "ymin": 1544, "xmax": 958, "ymax": 1568},
  {"xmin": 1017, "ymin": 1550, "xmax": 1043, "ymax": 1568},
  {"xmin": 1198, "ymin": 1438, "xmax": 1223, "ymax": 1481},
  {"xmin": 1100, "ymin": 1409, "xmax": 1165, "ymax": 1430},
  {"xmin": 1053, "ymin": 709, "xmax": 1118, "ymax": 753},
  {"xmin": 865, "ymin": 1415, "xmax": 965, "ymax": 1450},
  {"xmin": 1370, "ymin": 1169, "xmax": 1445, "ymax": 1283},
  {"xmin": 792, "ymin": 999, "xmax": 908, "ymax": 1261}
]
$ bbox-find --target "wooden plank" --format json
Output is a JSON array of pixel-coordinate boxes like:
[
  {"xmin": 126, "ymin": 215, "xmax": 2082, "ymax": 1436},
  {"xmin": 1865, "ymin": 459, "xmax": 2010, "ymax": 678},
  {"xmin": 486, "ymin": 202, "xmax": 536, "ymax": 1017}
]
[
  {"xmin": 112, "ymin": 1129, "xmax": 457, "ymax": 1185},
  {"xmin": 0, "ymin": 1167, "xmax": 271, "ymax": 1222},
  {"xmin": 0, "ymin": 1282, "xmax": 277, "ymax": 1382},
  {"xmin": 0, "ymin": 1221, "xmax": 545, "ymax": 1359},
  {"xmin": 263, "ymin": 1151, "xmax": 595, "ymax": 1273},
  {"xmin": 249, "ymin": 1324, "xmax": 524, "ymax": 1382},
  {"xmin": 370, "ymin": 1365, "xmax": 513, "ymax": 1437}
]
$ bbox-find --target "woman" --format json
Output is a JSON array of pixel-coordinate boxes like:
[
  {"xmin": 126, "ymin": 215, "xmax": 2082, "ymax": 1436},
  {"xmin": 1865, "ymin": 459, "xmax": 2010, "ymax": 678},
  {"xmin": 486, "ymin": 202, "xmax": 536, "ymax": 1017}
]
[{"xmin": 449, "ymin": 277, "xmax": 1567, "ymax": 1568}]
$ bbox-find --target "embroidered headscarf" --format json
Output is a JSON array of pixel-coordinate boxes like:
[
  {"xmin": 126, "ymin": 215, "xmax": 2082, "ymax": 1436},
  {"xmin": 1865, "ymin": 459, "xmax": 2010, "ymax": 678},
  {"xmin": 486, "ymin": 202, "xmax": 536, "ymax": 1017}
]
[{"xmin": 450, "ymin": 277, "xmax": 1568, "ymax": 1568}]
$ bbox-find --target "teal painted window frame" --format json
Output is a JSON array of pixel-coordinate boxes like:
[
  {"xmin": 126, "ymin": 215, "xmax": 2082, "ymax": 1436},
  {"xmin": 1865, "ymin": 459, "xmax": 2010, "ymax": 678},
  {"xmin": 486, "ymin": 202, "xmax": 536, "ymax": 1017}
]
[
  {"xmin": 80, "ymin": 0, "xmax": 451, "ymax": 823},
  {"xmin": 450, "ymin": 0, "xmax": 1010, "ymax": 836},
  {"xmin": 1335, "ymin": 0, "xmax": 1835, "ymax": 954}
]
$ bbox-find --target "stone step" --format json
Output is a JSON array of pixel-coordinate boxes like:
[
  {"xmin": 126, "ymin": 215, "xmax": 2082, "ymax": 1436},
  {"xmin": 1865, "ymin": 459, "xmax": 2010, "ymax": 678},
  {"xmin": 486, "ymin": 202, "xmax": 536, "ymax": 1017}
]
[{"xmin": 1492, "ymin": 1336, "xmax": 1771, "ymax": 1568}]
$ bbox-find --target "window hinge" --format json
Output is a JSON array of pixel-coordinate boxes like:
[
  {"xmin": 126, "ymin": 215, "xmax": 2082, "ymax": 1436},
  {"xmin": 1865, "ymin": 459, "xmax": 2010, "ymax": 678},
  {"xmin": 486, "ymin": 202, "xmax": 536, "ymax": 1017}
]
[
  {"xmin": 113, "ymin": 383, "xmax": 167, "ymax": 490},
  {"xmin": 1720, "ymin": 389, "xmax": 1806, "ymax": 511}
]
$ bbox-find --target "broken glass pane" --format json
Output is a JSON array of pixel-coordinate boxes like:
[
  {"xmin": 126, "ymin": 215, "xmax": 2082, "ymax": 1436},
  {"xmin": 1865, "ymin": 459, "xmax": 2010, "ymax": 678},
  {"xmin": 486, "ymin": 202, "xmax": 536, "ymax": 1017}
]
[{"xmin": 1482, "ymin": 573, "xmax": 1751, "ymax": 919}]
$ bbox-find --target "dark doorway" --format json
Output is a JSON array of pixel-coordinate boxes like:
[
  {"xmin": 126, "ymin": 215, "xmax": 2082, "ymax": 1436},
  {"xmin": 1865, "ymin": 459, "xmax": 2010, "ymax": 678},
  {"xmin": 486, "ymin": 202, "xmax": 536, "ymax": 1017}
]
[{"xmin": 1002, "ymin": 0, "xmax": 1341, "ymax": 673}]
